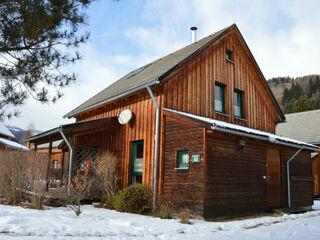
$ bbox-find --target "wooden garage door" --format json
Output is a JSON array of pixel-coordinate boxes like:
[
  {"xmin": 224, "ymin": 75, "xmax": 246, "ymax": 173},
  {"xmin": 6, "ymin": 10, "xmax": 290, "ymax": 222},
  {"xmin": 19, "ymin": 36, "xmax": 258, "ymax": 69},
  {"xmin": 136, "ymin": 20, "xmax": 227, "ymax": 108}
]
[{"xmin": 266, "ymin": 148, "xmax": 281, "ymax": 207}]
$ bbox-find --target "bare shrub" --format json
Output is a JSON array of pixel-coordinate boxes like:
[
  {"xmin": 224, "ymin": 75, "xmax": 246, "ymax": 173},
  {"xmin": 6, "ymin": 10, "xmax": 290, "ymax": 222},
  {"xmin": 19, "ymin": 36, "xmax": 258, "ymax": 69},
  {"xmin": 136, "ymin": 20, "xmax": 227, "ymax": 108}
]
[
  {"xmin": 178, "ymin": 208, "xmax": 191, "ymax": 224},
  {"xmin": 0, "ymin": 151, "xmax": 50, "ymax": 208},
  {"xmin": 91, "ymin": 151, "xmax": 119, "ymax": 204},
  {"xmin": 0, "ymin": 152, "xmax": 27, "ymax": 205},
  {"xmin": 54, "ymin": 168, "xmax": 93, "ymax": 216},
  {"xmin": 153, "ymin": 202, "xmax": 172, "ymax": 219},
  {"xmin": 23, "ymin": 152, "xmax": 50, "ymax": 209}
]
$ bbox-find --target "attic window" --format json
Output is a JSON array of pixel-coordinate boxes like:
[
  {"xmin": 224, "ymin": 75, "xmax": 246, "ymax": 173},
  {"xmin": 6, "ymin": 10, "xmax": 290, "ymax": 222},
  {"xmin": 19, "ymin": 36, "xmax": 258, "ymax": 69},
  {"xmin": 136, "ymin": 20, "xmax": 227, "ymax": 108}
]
[
  {"xmin": 226, "ymin": 50, "xmax": 234, "ymax": 62},
  {"xmin": 127, "ymin": 64, "xmax": 152, "ymax": 79}
]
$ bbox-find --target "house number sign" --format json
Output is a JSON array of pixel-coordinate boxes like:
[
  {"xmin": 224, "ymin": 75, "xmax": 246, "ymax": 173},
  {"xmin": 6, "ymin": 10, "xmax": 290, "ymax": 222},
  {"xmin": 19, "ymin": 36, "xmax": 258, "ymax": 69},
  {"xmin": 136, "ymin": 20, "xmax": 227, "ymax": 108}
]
[{"xmin": 192, "ymin": 154, "xmax": 200, "ymax": 163}]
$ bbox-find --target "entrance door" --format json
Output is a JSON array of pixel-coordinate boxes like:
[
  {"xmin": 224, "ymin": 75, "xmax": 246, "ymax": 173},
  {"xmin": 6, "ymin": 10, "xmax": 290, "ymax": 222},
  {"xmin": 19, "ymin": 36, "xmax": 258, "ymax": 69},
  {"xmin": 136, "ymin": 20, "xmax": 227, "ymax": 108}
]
[
  {"xmin": 131, "ymin": 140, "xmax": 144, "ymax": 184},
  {"xmin": 266, "ymin": 148, "xmax": 281, "ymax": 207}
]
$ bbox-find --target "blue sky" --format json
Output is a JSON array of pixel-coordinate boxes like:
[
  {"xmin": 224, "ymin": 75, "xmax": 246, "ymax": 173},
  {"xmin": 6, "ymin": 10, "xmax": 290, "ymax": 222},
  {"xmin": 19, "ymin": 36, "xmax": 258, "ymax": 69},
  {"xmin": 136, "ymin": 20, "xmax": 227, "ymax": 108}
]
[{"xmin": 6, "ymin": 0, "xmax": 320, "ymax": 130}]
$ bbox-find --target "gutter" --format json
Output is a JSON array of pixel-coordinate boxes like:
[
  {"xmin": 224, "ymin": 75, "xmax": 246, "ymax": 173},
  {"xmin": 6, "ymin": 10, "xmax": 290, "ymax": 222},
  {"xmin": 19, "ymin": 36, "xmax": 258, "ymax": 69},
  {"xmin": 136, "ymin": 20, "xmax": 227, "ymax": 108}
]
[
  {"xmin": 210, "ymin": 124, "xmax": 318, "ymax": 151},
  {"xmin": 146, "ymin": 84, "xmax": 160, "ymax": 209},
  {"xmin": 59, "ymin": 128, "xmax": 73, "ymax": 194}
]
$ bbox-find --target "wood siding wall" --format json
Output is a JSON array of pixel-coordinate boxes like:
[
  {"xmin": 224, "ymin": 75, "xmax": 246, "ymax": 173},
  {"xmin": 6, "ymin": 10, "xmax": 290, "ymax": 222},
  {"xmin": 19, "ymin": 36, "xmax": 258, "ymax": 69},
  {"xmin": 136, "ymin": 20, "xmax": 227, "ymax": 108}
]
[
  {"xmin": 312, "ymin": 147, "xmax": 320, "ymax": 195},
  {"xmin": 37, "ymin": 148, "xmax": 63, "ymax": 168},
  {"xmin": 163, "ymin": 32, "xmax": 278, "ymax": 133},
  {"xmin": 205, "ymin": 131, "xmax": 267, "ymax": 218},
  {"xmin": 74, "ymin": 88, "xmax": 162, "ymax": 189},
  {"xmin": 205, "ymin": 130, "xmax": 313, "ymax": 218},
  {"xmin": 281, "ymin": 149, "xmax": 313, "ymax": 208},
  {"xmin": 162, "ymin": 115, "xmax": 205, "ymax": 214}
]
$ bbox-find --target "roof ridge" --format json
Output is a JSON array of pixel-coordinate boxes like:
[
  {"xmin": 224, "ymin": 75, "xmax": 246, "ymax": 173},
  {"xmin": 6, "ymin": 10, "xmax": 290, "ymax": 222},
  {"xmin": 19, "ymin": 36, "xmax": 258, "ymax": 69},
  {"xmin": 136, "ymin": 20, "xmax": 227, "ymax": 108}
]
[{"xmin": 285, "ymin": 109, "xmax": 320, "ymax": 116}]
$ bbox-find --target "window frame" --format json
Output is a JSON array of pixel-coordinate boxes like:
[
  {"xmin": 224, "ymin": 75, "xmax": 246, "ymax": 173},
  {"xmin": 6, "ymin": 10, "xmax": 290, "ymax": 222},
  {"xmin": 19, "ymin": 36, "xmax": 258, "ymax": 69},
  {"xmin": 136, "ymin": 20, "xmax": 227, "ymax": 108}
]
[
  {"xmin": 131, "ymin": 140, "xmax": 144, "ymax": 184},
  {"xmin": 178, "ymin": 150, "xmax": 189, "ymax": 169},
  {"xmin": 226, "ymin": 50, "xmax": 234, "ymax": 62},
  {"xmin": 214, "ymin": 82, "xmax": 225, "ymax": 114},
  {"xmin": 234, "ymin": 89, "xmax": 244, "ymax": 119}
]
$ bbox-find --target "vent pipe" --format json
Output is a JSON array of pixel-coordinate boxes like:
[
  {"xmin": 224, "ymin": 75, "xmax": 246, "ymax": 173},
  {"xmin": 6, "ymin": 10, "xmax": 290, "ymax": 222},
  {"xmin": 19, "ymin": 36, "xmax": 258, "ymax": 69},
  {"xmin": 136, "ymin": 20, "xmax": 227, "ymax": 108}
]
[{"xmin": 190, "ymin": 26, "xmax": 197, "ymax": 43}]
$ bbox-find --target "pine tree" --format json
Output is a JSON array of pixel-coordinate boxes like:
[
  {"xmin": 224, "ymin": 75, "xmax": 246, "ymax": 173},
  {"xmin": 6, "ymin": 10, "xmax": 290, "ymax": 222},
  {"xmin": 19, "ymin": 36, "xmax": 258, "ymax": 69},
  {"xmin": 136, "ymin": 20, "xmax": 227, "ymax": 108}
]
[
  {"xmin": 293, "ymin": 95, "xmax": 311, "ymax": 113},
  {"xmin": 0, "ymin": 0, "xmax": 94, "ymax": 119}
]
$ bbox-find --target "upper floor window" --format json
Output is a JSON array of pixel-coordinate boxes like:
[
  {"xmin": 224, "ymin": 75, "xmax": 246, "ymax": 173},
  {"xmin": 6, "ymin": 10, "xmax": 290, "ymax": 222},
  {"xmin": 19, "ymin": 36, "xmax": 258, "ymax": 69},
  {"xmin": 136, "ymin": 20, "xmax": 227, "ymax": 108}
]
[
  {"xmin": 226, "ymin": 50, "xmax": 233, "ymax": 62},
  {"xmin": 215, "ymin": 83, "xmax": 225, "ymax": 113},
  {"xmin": 234, "ymin": 90, "xmax": 243, "ymax": 118}
]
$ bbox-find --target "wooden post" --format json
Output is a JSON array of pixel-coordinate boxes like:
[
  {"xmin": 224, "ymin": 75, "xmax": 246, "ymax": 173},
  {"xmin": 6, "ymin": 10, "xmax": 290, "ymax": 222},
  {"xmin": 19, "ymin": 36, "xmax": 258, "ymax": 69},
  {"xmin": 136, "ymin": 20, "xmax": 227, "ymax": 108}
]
[
  {"xmin": 46, "ymin": 141, "xmax": 53, "ymax": 191},
  {"xmin": 61, "ymin": 150, "xmax": 65, "ymax": 180}
]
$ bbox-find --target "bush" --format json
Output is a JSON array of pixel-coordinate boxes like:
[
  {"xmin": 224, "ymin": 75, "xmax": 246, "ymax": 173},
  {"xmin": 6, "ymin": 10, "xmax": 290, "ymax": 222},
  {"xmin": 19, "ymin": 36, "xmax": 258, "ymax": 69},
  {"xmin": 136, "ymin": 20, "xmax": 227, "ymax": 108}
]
[{"xmin": 111, "ymin": 184, "xmax": 152, "ymax": 214}]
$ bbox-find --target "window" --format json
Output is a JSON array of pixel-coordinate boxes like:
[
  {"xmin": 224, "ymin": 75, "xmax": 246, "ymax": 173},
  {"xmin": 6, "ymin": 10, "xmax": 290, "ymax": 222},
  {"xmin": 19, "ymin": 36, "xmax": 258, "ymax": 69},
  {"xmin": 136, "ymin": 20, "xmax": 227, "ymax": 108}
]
[
  {"xmin": 131, "ymin": 140, "xmax": 144, "ymax": 184},
  {"xmin": 226, "ymin": 50, "xmax": 233, "ymax": 62},
  {"xmin": 234, "ymin": 90, "xmax": 243, "ymax": 118},
  {"xmin": 215, "ymin": 83, "xmax": 225, "ymax": 113},
  {"xmin": 53, "ymin": 160, "xmax": 58, "ymax": 169},
  {"xmin": 178, "ymin": 150, "xmax": 189, "ymax": 168}
]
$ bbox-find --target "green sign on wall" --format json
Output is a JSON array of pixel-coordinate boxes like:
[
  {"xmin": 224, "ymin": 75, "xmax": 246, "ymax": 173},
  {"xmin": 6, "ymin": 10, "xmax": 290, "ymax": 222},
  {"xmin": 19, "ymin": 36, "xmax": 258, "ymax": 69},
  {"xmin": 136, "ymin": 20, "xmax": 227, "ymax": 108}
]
[{"xmin": 192, "ymin": 154, "xmax": 200, "ymax": 163}]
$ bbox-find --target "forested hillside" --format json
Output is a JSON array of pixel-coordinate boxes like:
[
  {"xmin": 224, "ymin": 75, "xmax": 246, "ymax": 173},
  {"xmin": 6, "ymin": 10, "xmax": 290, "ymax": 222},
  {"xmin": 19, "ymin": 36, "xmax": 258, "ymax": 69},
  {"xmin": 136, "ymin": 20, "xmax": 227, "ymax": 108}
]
[{"xmin": 268, "ymin": 75, "xmax": 320, "ymax": 114}]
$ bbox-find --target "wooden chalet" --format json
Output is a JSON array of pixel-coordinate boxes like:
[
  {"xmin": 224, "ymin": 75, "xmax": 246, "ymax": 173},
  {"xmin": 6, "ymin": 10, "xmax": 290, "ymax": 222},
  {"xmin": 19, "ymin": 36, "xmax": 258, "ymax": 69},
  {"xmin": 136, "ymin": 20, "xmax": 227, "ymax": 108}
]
[
  {"xmin": 26, "ymin": 24, "xmax": 319, "ymax": 218},
  {"xmin": 0, "ymin": 122, "xmax": 29, "ymax": 151},
  {"xmin": 277, "ymin": 109, "xmax": 320, "ymax": 197}
]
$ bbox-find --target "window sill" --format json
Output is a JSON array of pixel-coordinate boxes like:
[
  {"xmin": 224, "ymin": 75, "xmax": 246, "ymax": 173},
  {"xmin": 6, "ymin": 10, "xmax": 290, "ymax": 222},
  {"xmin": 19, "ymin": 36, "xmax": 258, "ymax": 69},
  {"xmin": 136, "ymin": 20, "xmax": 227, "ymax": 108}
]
[
  {"xmin": 235, "ymin": 116, "xmax": 247, "ymax": 121},
  {"xmin": 215, "ymin": 112, "xmax": 229, "ymax": 117},
  {"xmin": 226, "ymin": 59, "xmax": 235, "ymax": 64},
  {"xmin": 174, "ymin": 167, "xmax": 189, "ymax": 170}
]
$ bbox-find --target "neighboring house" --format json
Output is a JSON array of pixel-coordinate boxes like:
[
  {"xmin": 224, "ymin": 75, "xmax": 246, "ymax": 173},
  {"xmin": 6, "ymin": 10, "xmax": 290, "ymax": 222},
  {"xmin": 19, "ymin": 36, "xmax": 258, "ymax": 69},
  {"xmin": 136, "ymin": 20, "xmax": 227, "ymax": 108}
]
[
  {"xmin": 26, "ymin": 130, "xmax": 64, "ymax": 182},
  {"xmin": 0, "ymin": 122, "xmax": 29, "ymax": 151},
  {"xmin": 34, "ymin": 140, "xmax": 64, "ymax": 181},
  {"xmin": 26, "ymin": 24, "xmax": 319, "ymax": 218},
  {"xmin": 276, "ymin": 109, "xmax": 320, "ymax": 196}
]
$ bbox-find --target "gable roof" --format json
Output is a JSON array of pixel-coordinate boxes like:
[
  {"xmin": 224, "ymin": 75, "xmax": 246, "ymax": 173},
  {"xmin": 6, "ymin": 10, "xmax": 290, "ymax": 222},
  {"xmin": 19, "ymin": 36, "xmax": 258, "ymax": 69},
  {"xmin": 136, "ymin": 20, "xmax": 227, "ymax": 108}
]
[
  {"xmin": 64, "ymin": 25, "xmax": 233, "ymax": 118},
  {"xmin": 276, "ymin": 109, "xmax": 320, "ymax": 144},
  {"xmin": 0, "ymin": 122, "xmax": 16, "ymax": 139},
  {"xmin": 64, "ymin": 24, "xmax": 284, "ymax": 121}
]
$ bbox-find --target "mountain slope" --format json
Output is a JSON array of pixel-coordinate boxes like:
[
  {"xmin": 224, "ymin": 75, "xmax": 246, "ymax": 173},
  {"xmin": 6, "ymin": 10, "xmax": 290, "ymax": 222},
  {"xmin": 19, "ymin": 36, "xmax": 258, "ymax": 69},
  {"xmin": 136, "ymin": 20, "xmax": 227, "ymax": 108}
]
[{"xmin": 268, "ymin": 75, "xmax": 320, "ymax": 114}]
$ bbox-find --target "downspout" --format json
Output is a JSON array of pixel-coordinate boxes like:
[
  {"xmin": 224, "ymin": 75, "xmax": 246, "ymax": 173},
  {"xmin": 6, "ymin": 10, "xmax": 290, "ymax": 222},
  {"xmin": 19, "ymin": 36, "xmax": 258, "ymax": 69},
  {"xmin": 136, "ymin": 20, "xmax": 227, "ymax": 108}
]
[
  {"xmin": 286, "ymin": 148, "xmax": 303, "ymax": 208},
  {"xmin": 146, "ymin": 85, "xmax": 160, "ymax": 209},
  {"xmin": 59, "ymin": 128, "xmax": 73, "ymax": 194}
]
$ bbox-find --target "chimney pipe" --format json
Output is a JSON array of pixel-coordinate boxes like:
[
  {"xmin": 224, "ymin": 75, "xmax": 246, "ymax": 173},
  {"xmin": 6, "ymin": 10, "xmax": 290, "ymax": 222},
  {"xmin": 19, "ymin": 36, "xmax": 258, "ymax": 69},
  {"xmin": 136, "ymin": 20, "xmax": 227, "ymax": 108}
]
[{"xmin": 190, "ymin": 26, "xmax": 197, "ymax": 43}]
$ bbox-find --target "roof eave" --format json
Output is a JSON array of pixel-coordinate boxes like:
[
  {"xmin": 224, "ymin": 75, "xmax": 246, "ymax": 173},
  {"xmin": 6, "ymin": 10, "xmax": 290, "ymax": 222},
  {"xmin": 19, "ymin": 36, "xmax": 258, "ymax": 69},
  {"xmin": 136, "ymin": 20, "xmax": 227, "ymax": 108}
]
[
  {"xmin": 211, "ymin": 124, "xmax": 319, "ymax": 151},
  {"xmin": 63, "ymin": 80, "xmax": 160, "ymax": 119}
]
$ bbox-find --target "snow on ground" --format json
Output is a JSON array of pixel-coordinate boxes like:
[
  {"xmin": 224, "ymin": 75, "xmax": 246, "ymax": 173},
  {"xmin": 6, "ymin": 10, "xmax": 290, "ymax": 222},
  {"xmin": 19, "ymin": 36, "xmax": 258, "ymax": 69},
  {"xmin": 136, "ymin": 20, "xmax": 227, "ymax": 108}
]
[{"xmin": 0, "ymin": 201, "xmax": 320, "ymax": 240}]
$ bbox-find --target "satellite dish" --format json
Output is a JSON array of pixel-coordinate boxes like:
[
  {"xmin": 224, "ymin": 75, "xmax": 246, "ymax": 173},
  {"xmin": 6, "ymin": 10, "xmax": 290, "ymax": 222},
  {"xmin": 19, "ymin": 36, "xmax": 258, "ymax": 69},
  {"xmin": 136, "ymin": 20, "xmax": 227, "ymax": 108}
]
[{"xmin": 118, "ymin": 109, "xmax": 132, "ymax": 125}]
